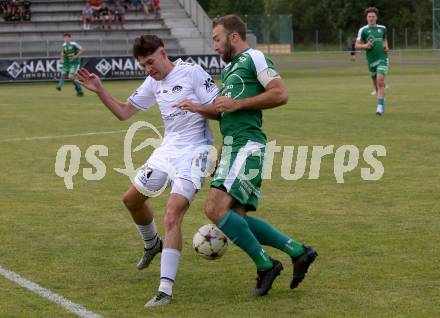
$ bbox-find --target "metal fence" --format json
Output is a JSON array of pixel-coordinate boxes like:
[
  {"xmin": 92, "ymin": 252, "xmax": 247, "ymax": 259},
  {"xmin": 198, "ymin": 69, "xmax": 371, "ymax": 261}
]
[
  {"xmin": 434, "ymin": 0, "xmax": 440, "ymax": 49},
  {"xmin": 296, "ymin": 28, "xmax": 434, "ymax": 51},
  {"xmin": 269, "ymin": 49, "xmax": 440, "ymax": 74},
  {"xmin": 242, "ymin": 15, "xmax": 293, "ymax": 45},
  {"xmin": 222, "ymin": 15, "xmax": 433, "ymax": 52}
]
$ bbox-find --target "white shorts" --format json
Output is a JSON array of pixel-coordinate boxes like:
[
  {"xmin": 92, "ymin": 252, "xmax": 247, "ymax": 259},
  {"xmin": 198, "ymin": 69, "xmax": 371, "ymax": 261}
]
[
  {"xmin": 133, "ymin": 144, "xmax": 212, "ymax": 203},
  {"xmin": 134, "ymin": 166, "xmax": 197, "ymax": 203}
]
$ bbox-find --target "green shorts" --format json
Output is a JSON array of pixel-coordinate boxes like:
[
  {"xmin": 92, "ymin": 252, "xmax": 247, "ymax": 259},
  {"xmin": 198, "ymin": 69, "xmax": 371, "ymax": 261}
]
[
  {"xmin": 211, "ymin": 140, "xmax": 265, "ymax": 211},
  {"xmin": 62, "ymin": 62, "xmax": 80, "ymax": 76},
  {"xmin": 368, "ymin": 58, "xmax": 389, "ymax": 79}
]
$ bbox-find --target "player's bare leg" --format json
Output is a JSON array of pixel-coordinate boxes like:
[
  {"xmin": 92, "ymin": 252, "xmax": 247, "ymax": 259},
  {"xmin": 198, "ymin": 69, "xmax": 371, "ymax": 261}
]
[
  {"xmin": 123, "ymin": 185, "xmax": 162, "ymax": 270},
  {"xmin": 376, "ymin": 74, "xmax": 386, "ymax": 115},
  {"xmin": 145, "ymin": 193, "xmax": 189, "ymax": 307}
]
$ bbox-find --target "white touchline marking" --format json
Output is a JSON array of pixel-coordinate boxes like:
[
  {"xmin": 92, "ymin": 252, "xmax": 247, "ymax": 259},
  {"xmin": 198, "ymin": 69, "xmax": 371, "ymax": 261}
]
[
  {"xmin": 0, "ymin": 126, "xmax": 164, "ymax": 143},
  {"xmin": 0, "ymin": 265, "xmax": 101, "ymax": 318}
]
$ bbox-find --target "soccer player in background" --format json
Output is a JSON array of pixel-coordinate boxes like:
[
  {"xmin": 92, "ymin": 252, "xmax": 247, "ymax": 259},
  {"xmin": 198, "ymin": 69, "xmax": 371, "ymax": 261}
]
[
  {"xmin": 56, "ymin": 33, "xmax": 84, "ymax": 97},
  {"xmin": 76, "ymin": 35, "xmax": 218, "ymax": 307},
  {"xmin": 177, "ymin": 14, "xmax": 318, "ymax": 297},
  {"xmin": 355, "ymin": 7, "xmax": 390, "ymax": 115}
]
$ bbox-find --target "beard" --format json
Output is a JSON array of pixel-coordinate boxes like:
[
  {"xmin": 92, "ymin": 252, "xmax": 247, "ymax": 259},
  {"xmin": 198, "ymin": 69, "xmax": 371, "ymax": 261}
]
[{"xmin": 221, "ymin": 39, "xmax": 236, "ymax": 63}]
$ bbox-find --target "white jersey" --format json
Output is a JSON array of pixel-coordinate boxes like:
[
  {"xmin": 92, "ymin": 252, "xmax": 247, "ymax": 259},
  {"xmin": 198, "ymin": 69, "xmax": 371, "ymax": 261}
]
[{"xmin": 128, "ymin": 59, "xmax": 218, "ymax": 180}]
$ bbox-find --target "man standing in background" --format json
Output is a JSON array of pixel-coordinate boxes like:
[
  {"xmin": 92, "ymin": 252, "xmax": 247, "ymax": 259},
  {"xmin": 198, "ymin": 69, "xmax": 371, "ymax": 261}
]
[{"xmin": 56, "ymin": 33, "xmax": 84, "ymax": 97}]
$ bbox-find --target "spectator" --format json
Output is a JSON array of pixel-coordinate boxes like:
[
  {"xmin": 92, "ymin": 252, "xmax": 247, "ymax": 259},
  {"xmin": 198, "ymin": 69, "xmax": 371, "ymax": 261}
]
[
  {"xmin": 19, "ymin": 0, "xmax": 31, "ymax": 20},
  {"xmin": 131, "ymin": 0, "xmax": 147, "ymax": 17},
  {"xmin": 99, "ymin": 2, "xmax": 112, "ymax": 29},
  {"xmin": 81, "ymin": 2, "xmax": 94, "ymax": 30},
  {"xmin": 141, "ymin": 0, "xmax": 150, "ymax": 16},
  {"xmin": 151, "ymin": 0, "xmax": 160, "ymax": 17},
  {"xmin": 1, "ymin": 0, "xmax": 30, "ymax": 21},
  {"xmin": 0, "ymin": 1, "xmax": 10, "ymax": 21},
  {"xmin": 130, "ymin": 0, "xmax": 140, "ymax": 10},
  {"xmin": 9, "ymin": 0, "xmax": 18, "ymax": 20},
  {"xmin": 113, "ymin": 0, "xmax": 125, "ymax": 30},
  {"xmin": 3, "ymin": 0, "xmax": 18, "ymax": 21},
  {"xmin": 89, "ymin": 0, "xmax": 102, "ymax": 19}
]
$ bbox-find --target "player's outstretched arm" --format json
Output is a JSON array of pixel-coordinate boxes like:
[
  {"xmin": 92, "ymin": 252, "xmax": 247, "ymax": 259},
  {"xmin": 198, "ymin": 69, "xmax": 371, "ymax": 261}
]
[
  {"xmin": 76, "ymin": 68, "xmax": 138, "ymax": 120},
  {"xmin": 175, "ymin": 99, "xmax": 221, "ymax": 120},
  {"xmin": 214, "ymin": 78, "xmax": 288, "ymax": 112}
]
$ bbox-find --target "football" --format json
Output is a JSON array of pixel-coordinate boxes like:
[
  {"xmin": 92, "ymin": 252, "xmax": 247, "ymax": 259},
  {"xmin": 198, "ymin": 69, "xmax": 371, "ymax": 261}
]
[{"xmin": 193, "ymin": 224, "xmax": 229, "ymax": 260}]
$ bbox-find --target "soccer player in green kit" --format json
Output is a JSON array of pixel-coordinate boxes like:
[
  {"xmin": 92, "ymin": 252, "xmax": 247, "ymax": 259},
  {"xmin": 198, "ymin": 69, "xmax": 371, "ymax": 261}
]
[
  {"xmin": 177, "ymin": 14, "xmax": 317, "ymax": 297},
  {"xmin": 356, "ymin": 7, "xmax": 390, "ymax": 115},
  {"xmin": 56, "ymin": 33, "xmax": 85, "ymax": 97}
]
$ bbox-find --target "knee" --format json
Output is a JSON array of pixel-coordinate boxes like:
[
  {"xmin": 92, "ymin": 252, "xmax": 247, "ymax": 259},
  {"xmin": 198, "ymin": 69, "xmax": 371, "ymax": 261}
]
[
  {"xmin": 377, "ymin": 79, "xmax": 385, "ymax": 88},
  {"xmin": 205, "ymin": 199, "xmax": 221, "ymax": 224},
  {"xmin": 122, "ymin": 193, "xmax": 141, "ymax": 212}
]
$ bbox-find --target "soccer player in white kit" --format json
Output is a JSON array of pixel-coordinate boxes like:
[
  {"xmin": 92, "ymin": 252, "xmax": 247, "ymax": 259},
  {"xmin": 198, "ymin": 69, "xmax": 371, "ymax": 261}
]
[{"xmin": 76, "ymin": 35, "xmax": 218, "ymax": 307}]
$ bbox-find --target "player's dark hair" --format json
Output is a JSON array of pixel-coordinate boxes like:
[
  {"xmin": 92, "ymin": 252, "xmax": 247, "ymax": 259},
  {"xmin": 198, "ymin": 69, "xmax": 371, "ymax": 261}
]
[
  {"xmin": 365, "ymin": 7, "xmax": 379, "ymax": 16},
  {"xmin": 213, "ymin": 14, "xmax": 247, "ymax": 41},
  {"xmin": 132, "ymin": 35, "xmax": 164, "ymax": 59},
  {"xmin": 63, "ymin": 33, "xmax": 71, "ymax": 37}
]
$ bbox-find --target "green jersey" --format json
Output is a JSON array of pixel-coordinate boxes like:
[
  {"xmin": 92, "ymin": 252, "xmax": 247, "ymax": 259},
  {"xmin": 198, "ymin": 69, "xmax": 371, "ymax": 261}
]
[
  {"xmin": 219, "ymin": 48, "xmax": 280, "ymax": 146},
  {"xmin": 357, "ymin": 24, "xmax": 387, "ymax": 64},
  {"xmin": 62, "ymin": 41, "xmax": 82, "ymax": 64}
]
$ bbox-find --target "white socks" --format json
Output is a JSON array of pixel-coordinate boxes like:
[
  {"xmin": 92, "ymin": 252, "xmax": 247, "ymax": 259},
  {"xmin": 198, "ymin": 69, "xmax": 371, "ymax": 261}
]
[
  {"xmin": 136, "ymin": 220, "xmax": 158, "ymax": 249},
  {"xmin": 158, "ymin": 249, "xmax": 181, "ymax": 296},
  {"xmin": 136, "ymin": 222, "xmax": 181, "ymax": 296}
]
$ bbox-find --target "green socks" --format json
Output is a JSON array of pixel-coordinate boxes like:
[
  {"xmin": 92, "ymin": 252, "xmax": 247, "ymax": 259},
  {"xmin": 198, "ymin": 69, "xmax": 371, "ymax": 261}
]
[
  {"xmin": 378, "ymin": 97, "xmax": 385, "ymax": 107},
  {"xmin": 57, "ymin": 79, "xmax": 64, "ymax": 88},
  {"xmin": 244, "ymin": 215, "xmax": 304, "ymax": 257},
  {"xmin": 218, "ymin": 211, "xmax": 273, "ymax": 270},
  {"xmin": 73, "ymin": 81, "xmax": 83, "ymax": 93}
]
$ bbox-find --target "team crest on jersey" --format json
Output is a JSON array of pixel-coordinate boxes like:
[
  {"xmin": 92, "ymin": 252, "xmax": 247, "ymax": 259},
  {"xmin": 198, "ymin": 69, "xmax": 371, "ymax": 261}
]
[
  {"xmin": 239, "ymin": 56, "xmax": 247, "ymax": 63},
  {"xmin": 378, "ymin": 29, "xmax": 382, "ymax": 33},
  {"xmin": 203, "ymin": 78, "xmax": 216, "ymax": 92},
  {"xmin": 172, "ymin": 85, "xmax": 183, "ymax": 94}
]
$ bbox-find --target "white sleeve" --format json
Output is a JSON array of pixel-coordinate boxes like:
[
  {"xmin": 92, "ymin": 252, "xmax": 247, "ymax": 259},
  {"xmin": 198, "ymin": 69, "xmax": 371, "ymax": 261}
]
[
  {"xmin": 127, "ymin": 77, "xmax": 156, "ymax": 111},
  {"xmin": 248, "ymin": 49, "xmax": 281, "ymax": 88},
  {"xmin": 356, "ymin": 28, "xmax": 363, "ymax": 41},
  {"xmin": 71, "ymin": 41, "xmax": 82, "ymax": 50},
  {"xmin": 192, "ymin": 65, "xmax": 219, "ymax": 104}
]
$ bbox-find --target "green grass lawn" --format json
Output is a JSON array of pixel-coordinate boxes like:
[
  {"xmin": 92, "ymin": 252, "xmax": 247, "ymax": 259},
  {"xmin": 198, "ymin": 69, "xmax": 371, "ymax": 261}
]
[{"xmin": 0, "ymin": 64, "xmax": 439, "ymax": 318}]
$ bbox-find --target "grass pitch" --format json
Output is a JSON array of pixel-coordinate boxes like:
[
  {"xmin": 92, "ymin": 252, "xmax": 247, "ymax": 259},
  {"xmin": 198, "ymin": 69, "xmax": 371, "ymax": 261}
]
[{"xmin": 0, "ymin": 61, "xmax": 439, "ymax": 317}]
